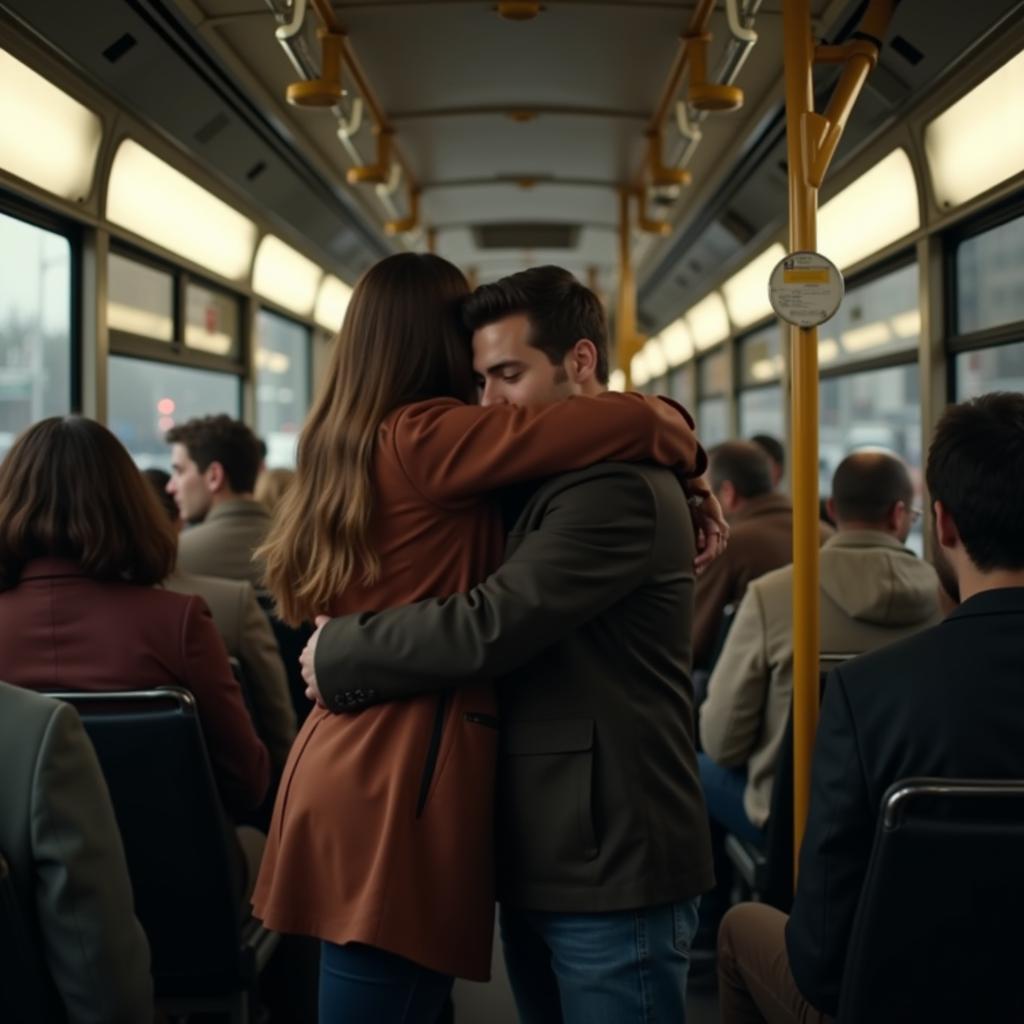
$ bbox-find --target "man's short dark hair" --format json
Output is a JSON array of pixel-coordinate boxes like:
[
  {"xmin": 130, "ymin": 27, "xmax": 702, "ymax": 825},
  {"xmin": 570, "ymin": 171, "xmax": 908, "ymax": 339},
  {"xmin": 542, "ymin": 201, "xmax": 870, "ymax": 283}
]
[
  {"xmin": 708, "ymin": 441, "xmax": 774, "ymax": 499},
  {"xmin": 926, "ymin": 392, "xmax": 1024, "ymax": 570},
  {"xmin": 831, "ymin": 451, "xmax": 913, "ymax": 525},
  {"xmin": 462, "ymin": 266, "xmax": 609, "ymax": 384},
  {"xmin": 751, "ymin": 433, "xmax": 785, "ymax": 473},
  {"xmin": 165, "ymin": 415, "xmax": 262, "ymax": 494}
]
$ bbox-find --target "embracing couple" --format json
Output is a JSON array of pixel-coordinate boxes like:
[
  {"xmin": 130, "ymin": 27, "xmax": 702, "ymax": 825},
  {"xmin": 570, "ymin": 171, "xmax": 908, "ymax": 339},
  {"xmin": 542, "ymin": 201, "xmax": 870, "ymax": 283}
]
[{"xmin": 251, "ymin": 255, "xmax": 725, "ymax": 1023}]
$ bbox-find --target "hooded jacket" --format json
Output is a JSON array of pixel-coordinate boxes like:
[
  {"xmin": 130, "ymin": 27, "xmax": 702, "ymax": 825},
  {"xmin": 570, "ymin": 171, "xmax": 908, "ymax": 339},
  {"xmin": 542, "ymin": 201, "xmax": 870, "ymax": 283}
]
[{"xmin": 699, "ymin": 530, "xmax": 942, "ymax": 829}]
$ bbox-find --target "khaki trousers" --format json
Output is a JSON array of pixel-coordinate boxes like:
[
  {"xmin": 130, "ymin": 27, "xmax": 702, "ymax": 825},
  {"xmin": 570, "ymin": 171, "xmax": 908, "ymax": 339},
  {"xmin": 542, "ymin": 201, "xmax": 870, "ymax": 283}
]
[{"xmin": 717, "ymin": 903, "xmax": 833, "ymax": 1024}]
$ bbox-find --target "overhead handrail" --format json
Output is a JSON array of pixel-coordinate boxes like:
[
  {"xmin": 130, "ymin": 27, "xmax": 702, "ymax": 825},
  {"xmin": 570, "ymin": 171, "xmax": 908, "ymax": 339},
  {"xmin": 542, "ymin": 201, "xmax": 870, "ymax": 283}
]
[
  {"xmin": 286, "ymin": 28, "xmax": 344, "ymax": 107},
  {"xmin": 384, "ymin": 186, "xmax": 420, "ymax": 236},
  {"xmin": 336, "ymin": 96, "xmax": 363, "ymax": 141},
  {"xmin": 783, "ymin": 0, "xmax": 897, "ymax": 882},
  {"xmin": 347, "ymin": 127, "xmax": 393, "ymax": 185},
  {"xmin": 647, "ymin": 128, "xmax": 693, "ymax": 188},
  {"xmin": 274, "ymin": 0, "xmax": 307, "ymax": 40},
  {"xmin": 375, "ymin": 160, "xmax": 403, "ymax": 199},
  {"xmin": 635, "ymin": 187, "xmax": 671, "ymax": 237}
]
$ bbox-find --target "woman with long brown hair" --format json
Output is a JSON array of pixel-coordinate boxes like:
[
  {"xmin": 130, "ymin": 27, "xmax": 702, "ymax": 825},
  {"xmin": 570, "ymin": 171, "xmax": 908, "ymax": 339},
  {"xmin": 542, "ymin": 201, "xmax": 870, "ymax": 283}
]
[{"xmin": 251, "ymin": 253, "xmax": 706, "ymax": 1021}]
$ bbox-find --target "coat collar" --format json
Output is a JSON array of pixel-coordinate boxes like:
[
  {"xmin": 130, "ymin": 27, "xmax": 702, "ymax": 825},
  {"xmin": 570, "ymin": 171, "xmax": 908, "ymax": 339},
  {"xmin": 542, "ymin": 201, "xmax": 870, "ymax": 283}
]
[
  {"xmin": 823, "ymin": 529, "xmax": 909, "ymax": 553},
  {"xmin": 18, "ymin": 557, "xmax": 91, "ymax": 582},
  {"xmin": 947, "ymin": 587, "xmax": 1024, "ymax": 622},
  {"xmin": 203, "ymin": 498, "xmax": 270, "ymax": 524},
  {"xmin": 730, "ymin": 492, "xmax": 792, "ymax": 524}
]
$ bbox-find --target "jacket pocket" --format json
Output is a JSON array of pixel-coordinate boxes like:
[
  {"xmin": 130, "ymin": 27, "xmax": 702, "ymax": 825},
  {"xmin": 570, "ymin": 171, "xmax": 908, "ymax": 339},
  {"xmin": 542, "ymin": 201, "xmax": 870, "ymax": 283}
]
[
  {"xmin": 502, "ymin": 718, "xmax": 598, "ymax": 867},
  {"xmin": 415, "ymin": 692, "xmax": 450, "ymax": 818}
]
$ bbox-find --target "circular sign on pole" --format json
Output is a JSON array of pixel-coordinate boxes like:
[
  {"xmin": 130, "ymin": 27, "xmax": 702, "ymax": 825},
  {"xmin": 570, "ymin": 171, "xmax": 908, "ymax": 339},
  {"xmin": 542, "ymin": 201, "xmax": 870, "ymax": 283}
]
[{"xmin": 768, "ymin": 251, "xmax": 844, "ymax": 328}]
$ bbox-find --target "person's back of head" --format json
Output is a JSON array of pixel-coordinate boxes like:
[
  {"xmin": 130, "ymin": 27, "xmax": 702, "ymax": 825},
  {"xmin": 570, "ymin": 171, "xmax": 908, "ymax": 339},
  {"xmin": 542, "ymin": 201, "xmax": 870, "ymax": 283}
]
[
  {"xmin": 0, "ymin": 417, "xmax": 176, "ymax": 590},
  {"xmin": 463, "ymin": 266, "xmax": 609, "ymax": 403},
  {"xmin": 708, "ymin": 441, "xmax": 774, "ymax": 515},
  {"xmin": 260, "ymin": 252, "xmax": 475, "ymax": 625},
  {"xmin": 165, "ymin": 414, "xmax": 263, "ymax": 506},
  {"xmin": 750, "ymin": 433, "xmax": 785, "ymax": 489},
  {"xmin": 142, "ymin": 467, "xmax": 180, "ymax": 527},
  {"xmin": 829, "ymin": 450, "xmax": 915, "ymax": 540},
  {"xmin": 254, "ymin": 467, "xmax": 295, "ymax": 517},
  {"xmin": 927, "ymin": 392, "xmax": 1024, "ymax": 602}
]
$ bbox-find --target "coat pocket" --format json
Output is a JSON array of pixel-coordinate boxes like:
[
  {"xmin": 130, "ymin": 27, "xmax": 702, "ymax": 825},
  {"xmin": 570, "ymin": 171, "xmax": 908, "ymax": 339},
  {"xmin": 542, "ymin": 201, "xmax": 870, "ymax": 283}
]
[{"xmin": 502, "ymin": 718, "xmax": 598, "ymax": 868}]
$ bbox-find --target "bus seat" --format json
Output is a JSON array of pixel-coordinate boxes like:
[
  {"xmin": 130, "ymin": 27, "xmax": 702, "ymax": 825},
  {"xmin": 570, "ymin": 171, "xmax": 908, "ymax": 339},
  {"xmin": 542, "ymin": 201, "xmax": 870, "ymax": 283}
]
[
  {"xmin": 46, "ymin": 687, "xmax": 277, "ymax": 1021},
  {"xmin": 837, "ymin": 777, "xmax": 1024, "ymax": 1023}
]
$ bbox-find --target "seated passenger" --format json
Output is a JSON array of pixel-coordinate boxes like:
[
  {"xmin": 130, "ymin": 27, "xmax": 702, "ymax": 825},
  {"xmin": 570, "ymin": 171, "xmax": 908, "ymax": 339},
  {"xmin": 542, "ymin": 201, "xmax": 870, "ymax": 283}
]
[
  {"xmin": 0, "ymin": 681, "xmax": 153, "ymax": 1024},
  {"xmin": 700, "ymin": 450, "xmax": 941, "ymax": 842},
  {"xmin": 166, "ymin": 415, "xmax": 270, "ymax": 587},
  {"xmin": 143, "ymin": 468, "xmax": 297, "ymax": 775},
  {"xmin": 0, "ymin": 416, "xmax": 270, "ymax": 823},
  {"xmin": 693, "ymin": 441, "xmax": 833, "ymax": 669},
  {"xmin": 718, "ymin": 392, "xmax": 1024, "ymax": 1022},
  {"xmin": 750, "ymin": 432, "xmax": 785, "ymax": 490},
  {"xmin": 255, "ymin": 466, "xmax": 295, "ymax": 518}
]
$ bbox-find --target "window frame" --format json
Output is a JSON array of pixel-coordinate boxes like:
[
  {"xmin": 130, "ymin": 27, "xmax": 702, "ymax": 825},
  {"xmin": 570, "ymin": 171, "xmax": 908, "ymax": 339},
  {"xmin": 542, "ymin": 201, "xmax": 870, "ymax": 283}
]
[
  {"xmin": 0, "ymin": 186, "xmax": 83, "ymax": 413},
  {"xmin": 107, "ymin": 241, "xmax": 247, "ymax": 375}
]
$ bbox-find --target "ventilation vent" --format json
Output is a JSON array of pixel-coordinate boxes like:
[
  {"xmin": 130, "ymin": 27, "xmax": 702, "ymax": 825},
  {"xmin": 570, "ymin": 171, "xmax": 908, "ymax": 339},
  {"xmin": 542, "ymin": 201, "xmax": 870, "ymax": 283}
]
[
  {"xmin": 195, "ymin": 112, "xmax": 230, "ymax": 144},
  {"xmin": 473, "ymin": 223, "xmax": 580, "ymax": 249},
  {"xmin": 890, "ymin": 34, "xmax": 924, "ymax": 66},
  {"xmin": 103, "ymin": 33, "xmax": 137, "ymax": 63}
]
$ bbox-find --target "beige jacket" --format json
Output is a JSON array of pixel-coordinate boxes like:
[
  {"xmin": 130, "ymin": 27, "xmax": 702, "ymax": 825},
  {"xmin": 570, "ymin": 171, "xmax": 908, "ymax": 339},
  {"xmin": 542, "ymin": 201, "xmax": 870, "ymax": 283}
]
[
  {"xmin": 164, "ymin": 571, "xmax": 296, "ymax": 773},
  {"xmin": 177, "ymin": 498, "xmax": 271, "ymax": 588},
  {"xmin": 699, "ymin": 530, "xmax": 943, "ymax": 829},
  {"xmin": 0, "ymin": 682, "xmax": 153, "ymax": 1023}
]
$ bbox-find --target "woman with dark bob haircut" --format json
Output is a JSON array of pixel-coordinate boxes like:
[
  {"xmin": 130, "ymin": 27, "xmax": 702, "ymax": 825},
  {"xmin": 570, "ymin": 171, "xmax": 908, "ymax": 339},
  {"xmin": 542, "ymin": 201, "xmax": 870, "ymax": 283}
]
[{"xmin": 0, "ymin": 416, "xmax": 269, "ymax": 827}]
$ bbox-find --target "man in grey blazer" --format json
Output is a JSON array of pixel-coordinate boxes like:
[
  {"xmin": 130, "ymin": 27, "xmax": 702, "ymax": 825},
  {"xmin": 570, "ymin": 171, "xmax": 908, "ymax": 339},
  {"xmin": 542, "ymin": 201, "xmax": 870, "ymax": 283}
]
[
  {"xmin": 166, "ymin": 415, "xmax": 271, "ymax": 588},
  {"xmin": 0, "ymin": 682, "xmax": 152, "ymax": 1023},
  {"xmin": 303, "ymin": 268, "xmax": 724, "ymax": 1022}
]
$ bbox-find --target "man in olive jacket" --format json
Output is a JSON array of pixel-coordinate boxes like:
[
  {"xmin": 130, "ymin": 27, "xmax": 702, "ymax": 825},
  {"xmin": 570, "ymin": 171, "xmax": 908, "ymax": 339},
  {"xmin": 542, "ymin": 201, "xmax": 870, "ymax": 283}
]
[{"xmin": 305, "ymin": 268, "xmax": 719, "ymax": 1023}]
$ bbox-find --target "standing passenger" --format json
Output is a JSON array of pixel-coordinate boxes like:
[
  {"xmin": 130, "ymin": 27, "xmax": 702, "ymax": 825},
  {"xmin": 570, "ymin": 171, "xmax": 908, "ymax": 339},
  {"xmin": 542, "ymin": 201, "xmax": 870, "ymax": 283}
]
[
  {"xmin": 301, "ymin": 265, "xmax": 724, "ymax": 1024},
  {"xmin": 251, "ymin": 255, "xmax": 715, "ymax": 1023}
]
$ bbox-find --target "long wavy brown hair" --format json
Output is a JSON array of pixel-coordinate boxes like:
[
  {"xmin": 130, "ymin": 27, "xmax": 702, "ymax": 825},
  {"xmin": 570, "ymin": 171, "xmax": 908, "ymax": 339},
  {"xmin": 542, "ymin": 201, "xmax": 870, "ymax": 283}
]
[
  {"xmin": 0, "ymin": 416, "xmax": 177, "ymax": 590},
  {"xmin": 259, "ymin": 253, "xmax": 475, "ymax": 624}
]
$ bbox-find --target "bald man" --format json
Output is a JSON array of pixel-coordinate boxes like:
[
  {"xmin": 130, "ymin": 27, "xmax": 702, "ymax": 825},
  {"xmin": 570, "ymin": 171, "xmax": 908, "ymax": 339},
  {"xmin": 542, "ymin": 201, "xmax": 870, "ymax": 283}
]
[{"xmin": 695, "ymin": 452, "xmax": 943, "ymax": 935}]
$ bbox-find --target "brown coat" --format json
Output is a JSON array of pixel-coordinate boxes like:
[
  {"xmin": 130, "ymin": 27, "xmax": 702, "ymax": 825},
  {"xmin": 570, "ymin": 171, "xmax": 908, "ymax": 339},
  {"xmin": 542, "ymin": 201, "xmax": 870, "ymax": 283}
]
[
  {"xmin": 693, "ymin": 493, "xmax": 833, "ymax": 667},
  {"xmin": 251, "ymin": 393, "xmax": 706, "ymax": 981}
]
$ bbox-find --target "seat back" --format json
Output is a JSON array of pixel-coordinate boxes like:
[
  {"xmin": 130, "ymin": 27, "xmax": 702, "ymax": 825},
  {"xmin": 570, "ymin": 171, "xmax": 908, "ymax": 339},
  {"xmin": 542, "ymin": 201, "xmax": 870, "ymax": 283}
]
[
  {"xmin": 837, "ymin": 777, "xmax": 1024, "ymax": 1023},
  {"xmin": 256, "ymin": 592, "xmax": 315, "ymax": 725},
  {"xmin": 47, "ymin": 688, "xmax": 244, "ymax": 998},
  {"xmin": 0, "ymin": 852, "xmax": 44, "ymax": 1024}
]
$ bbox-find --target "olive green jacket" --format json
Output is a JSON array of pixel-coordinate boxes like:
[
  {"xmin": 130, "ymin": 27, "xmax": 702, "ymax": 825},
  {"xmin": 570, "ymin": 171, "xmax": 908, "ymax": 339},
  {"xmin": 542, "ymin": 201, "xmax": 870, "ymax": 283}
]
[{"xmin": 315, "ymin": 462, "xmax": 714, "ymax": 912}]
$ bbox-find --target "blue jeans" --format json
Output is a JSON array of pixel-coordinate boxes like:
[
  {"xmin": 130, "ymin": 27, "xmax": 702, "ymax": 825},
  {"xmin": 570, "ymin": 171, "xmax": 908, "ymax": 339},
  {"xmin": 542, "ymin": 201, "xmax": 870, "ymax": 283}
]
[
  {"xmin": 500, "ymin": 898, "xmax": 701, "ymax": 1024},
  {"xmin": 698, "ymin": 752, "xmax": 763, "ymax": 844},
  {"xmin": 318, "ymin": 941, "xmax": 453, "ymax": 1023}
]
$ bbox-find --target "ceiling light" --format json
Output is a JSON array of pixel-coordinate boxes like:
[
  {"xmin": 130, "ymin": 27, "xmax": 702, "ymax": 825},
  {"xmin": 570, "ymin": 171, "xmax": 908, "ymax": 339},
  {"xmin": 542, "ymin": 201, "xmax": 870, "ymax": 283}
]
[
  {"xmin": 926, "ymin": 50, "xmax": 1024, "ymax": 209},
  {"xmin": 660, "ymin": 319, "xmax": 693, "ymax": 367},
  {"xmin": 609, "ymin": 368, "xmax": 626, "ymax": 392},
  {"xmin": 107, "ymin": 139, "xmax": 257, "ymax": 281},
  {"xmin": 630, "ymin": 351, "xmax": 651, "ymax": 388},
  {"xmin": 315, "ymin": 275, "xmax": 353, "ymax": 331},
  {"xmin": 685, "ymin": 292, "xmax": 730, "ymax": 351},
  {"xmin": 722, "ymin": 243, "xmax": 786, "ymax": 329},
  {"xmin": 818, "ymin": 149, "xmax": 919, "ymax": 270},
  {"xmin": 0, "ymin": 49, "xmax": 102, "ymax": 201},
  {"xmin": 253, "ymin": 235, "xmax": 322, "ymax": 316}
]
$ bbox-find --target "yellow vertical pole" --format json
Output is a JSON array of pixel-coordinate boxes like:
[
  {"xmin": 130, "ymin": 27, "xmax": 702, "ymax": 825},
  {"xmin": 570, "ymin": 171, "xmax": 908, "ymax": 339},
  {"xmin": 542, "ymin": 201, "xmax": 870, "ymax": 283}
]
[
  {"xmin": 783, "ymin": 0, "xmax": 820, "ymax": 878},
  {"xmin": 617, "ymin": 188, "xmax": 639, "ymax": 386}
]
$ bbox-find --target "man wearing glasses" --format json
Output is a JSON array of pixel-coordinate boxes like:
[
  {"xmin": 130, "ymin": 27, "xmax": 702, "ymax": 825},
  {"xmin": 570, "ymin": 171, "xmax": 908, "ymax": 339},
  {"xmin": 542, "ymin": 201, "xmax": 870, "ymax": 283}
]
[{"xmin": 696, "ymin": 450, "xmax": 941, "ymax": 935}]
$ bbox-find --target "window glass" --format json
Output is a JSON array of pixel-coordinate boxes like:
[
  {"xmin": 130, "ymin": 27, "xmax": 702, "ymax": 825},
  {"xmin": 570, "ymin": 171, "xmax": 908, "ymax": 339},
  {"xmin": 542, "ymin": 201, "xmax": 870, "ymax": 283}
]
[
  {"xmin": 956, "ymin": 341, "xmax": 1024, "ymax": 399},
  {"xmin": 739, "ymin": 321, "xmax": 783, "ymax": 386},
  {"xmin": 820, "ymin": 363, "xmax": 922, "ymax": 552},
  {"xmin": 739, "ymin": 385, "xmax": 785, "ymax": 440},
  {"xmin": 257, "ymin": 310, "xmax": 310, "ymax": 467},
  {"xmin": 668, "ymin": 364, "xmax": 693, "ymax": 407},
  {"xmin": 817, "ymin": 263, "xmax": 919, "ymax": 372},
  {"xmin": 0, "ymin": 210, "xmax": 72, "ymax": 460},
  {"xmin": 697, "ymin": 397, "xmax": 729, "ymax": 447},
  {"xmin": 108, "ymin": 356, "xmax": 240, "ymax": 468},
  {"xmin": 108, "ymin": 252, "xmax": 174, "ymax": 342},
  {"xmin": 698, "ymin": 348, "xmax": 729, "ymax": 397},
  {"xmin": 185, "ymin": 281, "xmax": 240, "ymax": 357},
  {"xmin": 956, "ymin": 213, "xmax": 1024, "ymax": 335}
]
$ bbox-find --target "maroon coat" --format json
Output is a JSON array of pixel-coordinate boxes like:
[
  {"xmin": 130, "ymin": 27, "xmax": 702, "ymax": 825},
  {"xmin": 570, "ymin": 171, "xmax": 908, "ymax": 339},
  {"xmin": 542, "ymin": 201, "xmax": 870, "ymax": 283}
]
[{"xmin": 0, "ymin": 558, "xmax": 270, "ymax": 818}]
